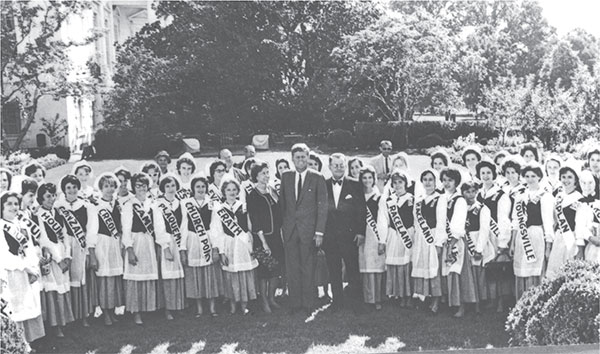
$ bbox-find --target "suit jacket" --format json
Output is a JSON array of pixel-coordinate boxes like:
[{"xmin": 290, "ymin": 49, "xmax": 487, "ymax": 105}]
[
  {"xmin": 369, "ymin": 154, "xmax": 392, "ymax": 191},
  {"xmin": 324, "ymin": 177, "xmax": 366, "ymax": 248},
  {"xmin": 280, "ymin": 169, "xmax": 328, "ymax": 243}
]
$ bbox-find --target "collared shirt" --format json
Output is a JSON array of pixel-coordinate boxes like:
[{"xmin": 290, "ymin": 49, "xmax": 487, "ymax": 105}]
[{"xmin": 295, "ymin": 169, "xmax": 308, "ymax": 201}]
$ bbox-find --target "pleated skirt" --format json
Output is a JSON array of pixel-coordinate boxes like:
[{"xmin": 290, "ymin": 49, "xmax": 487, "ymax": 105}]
[
  {"xmin": 41, "ymin": 291, "xmax": 75, "ymax": 327},
  {"xmin": 362, "ymin": 272, "xmax": 385, "ymax": 304},
  {"xmin": 98, "ymin": 276, "xmax": 125, "ymax": 309},
  {"xmin": 386, "ymin": 264, "xmax": 412, "ymax": 298},
  {"xmin": 472, "ymin": 265, "xmax": 490, "ymax": 301},
  {"xmin": 223, "ymin": 270, "xmax": 257, "ymax": 302},
  {"xmin": 185, "ymin": 263, "xmax": 224, "ymax": 299},
  {"xmin": 447, "ymin": 251, "xmax": 478, "ymax": 307},
  {"xmin": 413, "ymin": 275, "xmax": 442, "ymax": 298},
  {"xmin": 87, "ymin": 270, "xmax": 100, "ymax": 310},
  {"xmin": 515, "ymin": 275, "xmax": 541, "ymax": 301},
  {"xmin": 163, "ymin": 278, "xmax": 185, "ymax": 310},
  {"xmin": 125, "ymin": 280, "xmax": 157, "ymax": 313},
  {"xmin": 70, "ymin": 285, "xmax": 90, "ymax": 320},
  {"xmin": 18, "ymin": 315, "xmax": 45, "ymax": 342}
]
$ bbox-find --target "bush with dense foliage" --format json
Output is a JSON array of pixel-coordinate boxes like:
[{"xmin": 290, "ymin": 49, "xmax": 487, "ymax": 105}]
[
  {"xmin": 94, "ymin": 128, "xmax": 184, "ymax": 159},
  {"xmin": 0, "ymin": 151, "xmax": 66, "ymax": 175},
  {"xmin": 506, "ymin": 260, "xmax": 600, "ymax": 347},
  {"xmin": 354, "ymin": 121, "xmax": 498, "ymax": 150},
  {"xmin": 1, "ymin": 314, "xmax": 30, "ymax": 354}
]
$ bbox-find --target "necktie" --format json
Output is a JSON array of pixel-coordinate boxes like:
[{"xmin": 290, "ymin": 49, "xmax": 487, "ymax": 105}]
[
  {"xmin": 385, "ymin": 157, "xmax": 389, "ymax": 174},
  {"xmin": 333, "ymin": 179, "xmax": 342, "ymax": 186},
  {"xmin": 297, "ymin": 173, "xmax": 302, "ymax": 201}
]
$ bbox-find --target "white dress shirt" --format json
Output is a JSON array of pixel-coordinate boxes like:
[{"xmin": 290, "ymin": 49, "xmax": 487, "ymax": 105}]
[{"xmin": 332, "ymin": 178, "xmax": 343, "ymax": 208}]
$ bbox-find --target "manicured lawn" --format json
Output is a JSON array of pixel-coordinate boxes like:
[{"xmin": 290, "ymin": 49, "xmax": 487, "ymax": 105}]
[{"xmin": 38, "ymin": 298, "xmax": 509, "ymax": 353}]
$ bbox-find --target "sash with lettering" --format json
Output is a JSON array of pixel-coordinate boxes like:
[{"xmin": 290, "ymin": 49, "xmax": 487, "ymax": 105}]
[
  {"xmin": 99, "ymin": 204, "xmax": 119, "ymax": 238},
  {"xmin": 415, "ymin": 199, "xmax": 434, "ymax": 245},
  {"xmin": 365, "ymin": 205, "xmax": 380, "ymax": 242},
  {"xmin": 208, "ymin": 185, "xmax": 222, "ymax": 202},
  {"xmin": 3, "ymin": 221, "xmax": 28, "ymax": 257},
  {"xmin": 39, "ymin": 209, "xmax": 64, "ymax": 242},
  {"xmin": 176, "ymin": 188, "xmax": 192, "ymax": 200},
  {"xmin": 158, "ymin": 201, "xmax": 183, "ymax": 249},
  {"xmin": 386, "ymin": 196, "xmax": 413, "ymax": 249},
  {"xmin": 554, "ymin": 195, "xmax": 574, "ymax": 235},
  {"xmin": 17, "ymin": 211, "xmax": 40, "ymax": 245},
  {"xmin": 592, "ymin": 206, "xmax": 600, "ymax": 223},
  {"xmin": 132, "ymin": 203, "xmax": 155, "ymax": 238},
  {"xmin": 445, "ymin": 196, "xmax": 460, "ymax": 264},
  {"xmin": 184, "ymin": 199, "xmax": 212, "ymax": 263},
  {"xmin": 58, "ymin": 206, "xmax": 86, "ymax": 248},
  {"xmin": 463, "ymin": 205, "xmax": 480, "ymax": 256},
  {"xmin": 515, "ymin": 199, "xmax": 537, "ymax": 263},
  {"xmin": 244, "ymin": 183, "xmax": 254, "ymax": 197},
  {"xmin": 216, "ymin": 206, "xmax": 245, "ymax": 238}
]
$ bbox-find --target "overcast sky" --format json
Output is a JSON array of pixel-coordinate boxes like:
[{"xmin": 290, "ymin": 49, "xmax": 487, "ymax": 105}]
[{"xmin": 539, "ymin": 0, "xmax": 600, "ymax": 37}]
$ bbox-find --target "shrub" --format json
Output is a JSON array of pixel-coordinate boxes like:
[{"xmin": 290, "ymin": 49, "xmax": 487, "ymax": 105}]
[
  {"xmin": 506, "ymin": 260, "xmax": 600, "ymax": 347},
  {"xmin": 415, "ymin": 133, "xmax": 447, "ymax": 148},
  {"xmin": 28, "ymin": 146, "xmax": 70, "ymax": 161},
  {"xmin": 0, "ymin": 315, "xmax": 30, "ymax": 354},
  {"xmin": 327, "ymin": 129, "xmax": 355, "ymax": 149},
  {"xmin": 94, "ymin": 128, "xmax": 183, "ymax": 159},
  {"xmin": 0, "ymin": 151, "xmax": 66, "ymax": 175}
]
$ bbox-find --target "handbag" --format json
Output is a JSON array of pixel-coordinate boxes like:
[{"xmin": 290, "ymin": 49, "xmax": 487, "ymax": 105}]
[{"xmin": 252, "ymin": 246, "xmax": 279, "ymax": 273}]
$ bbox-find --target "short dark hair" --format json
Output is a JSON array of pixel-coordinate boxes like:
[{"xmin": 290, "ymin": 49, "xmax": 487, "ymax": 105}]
[
  {"xmin": 502, "ymin": 158, "xmax": 522, "ymax": 176},
  {"xmin": 359, "ymin": 165, "xmax": 377, "ymax": 187},
  {"xmin": 114, "ymin": 168, "xmax": 132, "ymax": 181},
  {"xmin": 291, "ymin": 143, "xmax": 310, "ymax": 156},
  {"xmin": 348, "ymin": 157, "xmax": 363, "ymax": 172},
  {"xmin": 131, "ymin": 173, "xmax": 151, "ymax": 192},
  {"xmin": 1, "ymin": 192, "xmax": 21, "ymax": 216},
  {"xmin": 159, "ymin": 175, "xmax": 181, "ymax": 193},
  {"xmin": 73, "ymin": 164, "xmax": 92, "ymax": 175},
  {"xmin": 242, "ymin": 158, "xmax": 257, "ymax": 174},
  {"xmin": 309, "ymin": 152, "xmax": 323, "ymax": 172},
  {"xmin": 520, "ymin": 144, "xmax": 539, "ymax": 161},
  {"xmin": 461, "ymin": 180, "xmax": 480, "ymax": 193},
  {"xmin": 250, "ymin": 161, "xmax": 269, "ymax": 183},
  {"xmin": 440, "ymin": 167, "xmax": 462, "ymax": 186},
  {"xmin": 420, "ymin": 170, "xmax": 436, "ymax": 183},
  {"xmin": 176, "ymin": 157, "xmax": 196, "ymax": 174},
  {"xmin": 190, "ymin": 176, "xmax": 209, "ymax": 192},
  {"xmin": 390, "ymin": 170, "xmax": 409, "ymax": 187},
  {"xmin": 462, "ymin": 148, "xmax": 482, "ymax": 164},
  {"xmin": 209, "ymin": 160, "xmax": 227, "ymax": 183},
  {"xmin": 559, "ymin": 166, "xmax": 581, "ymax": 191},
  {"xmin": 24, "ymin": 163, "xmax": 46, "ymax": 178},
  {"xmin": 142, "ymin": 162, "xmax": 160, "ymax": 176},
  {"xmin": 493, "ymin": 151, "xmax": 508, "ymax": 165},
  {"xmin": 587, "ymin": 148, "xmax": 600, "ymax": 161},
  {"xmin": 275, "ymin": 159, "xmax": 290, "ymax": 180},
  {"xmin": 476, "ymin": 160, "xmax": 497, "ymax": 180},
  {"xmin": 521, "ymin": 163, "xmax": 544, "ymax": 179},
  {"xmin": 37, "ymin": 183, "xmax": 57, "ymax": 204},
  {"xmin": 430, "ymin": 151, "xmax": 449, "ymax": 168},
  {"xmin": 21, "ymin": 178, "xmax": 38, "ymax": 196},
  {"xmin": 60, "ymin": 174, "xmax": 81, "ymax": 193}
]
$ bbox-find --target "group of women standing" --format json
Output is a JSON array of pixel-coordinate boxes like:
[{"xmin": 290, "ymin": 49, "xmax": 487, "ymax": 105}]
[{"xmin": 1, "ymin": 142, "xmax": 599, "ymax": 348}]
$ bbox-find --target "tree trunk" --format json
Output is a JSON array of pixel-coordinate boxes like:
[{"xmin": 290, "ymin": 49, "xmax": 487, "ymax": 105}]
[{"xmin": 10, "ymin": 98, "xmax": 39, "ymax": 152}]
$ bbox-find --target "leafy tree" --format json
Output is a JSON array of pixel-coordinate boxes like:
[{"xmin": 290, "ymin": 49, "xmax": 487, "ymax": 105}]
[
  {"xmin": 40, "ymin": 113, "xmax": 67, "ymax": 146},
  {"xmin": 1, "ymin": 0, "xmax": 99, "ymax": 151},
  {"xmin": 329, "ymin": 10, "xmax": 459, "ymax": 121}
]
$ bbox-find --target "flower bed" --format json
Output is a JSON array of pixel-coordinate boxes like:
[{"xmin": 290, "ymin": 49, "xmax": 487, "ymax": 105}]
[{"xmin": 0, "ymin": 151, "xmax": 66, "ymax": 175}]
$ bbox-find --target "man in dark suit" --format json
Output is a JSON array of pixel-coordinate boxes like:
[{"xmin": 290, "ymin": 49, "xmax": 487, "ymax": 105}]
[
  {"xmin": 324, "ymin": 153, "xmax": 366, "ymax": 310},
  {"xmin": 280, "ymin": 143, "xmax": 328, "ymax": 315}
]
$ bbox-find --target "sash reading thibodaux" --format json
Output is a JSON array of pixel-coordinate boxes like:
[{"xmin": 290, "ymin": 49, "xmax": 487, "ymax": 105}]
[
  {"xmin": 39, "ymin": 209, "xmax": 64, "ymax": 242},
  {"xmin": 58, "ymin": 207, "xmax": 86, "ymax": 248},
  {"xmin": 386, "ymin": 197, "xmax": 413, "ymax": 249},
  {"xmin": 365, "ymin": 205, "xmax": 380, "ymax": 241},
  {"xmin": 216, "ymin": 207, "xmax": 244, "ymax": 238},
  {"xmin": 158, "ymin": 202, "xmax": 183, "ymax": 248},
  {"xmin": 415, "ymin": 200, "xmax": 434, "ymax": 245},
  {"xmin": 184, "ymin": 200, "xmax": 212, "ymax": 263},
  {"xmin": 515, "ymin": 200, "xmax": 537, "ymax": 263}
]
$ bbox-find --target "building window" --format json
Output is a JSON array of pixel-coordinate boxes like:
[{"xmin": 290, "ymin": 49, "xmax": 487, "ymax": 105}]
[{"xmin": 1, "ymin": 101, "xmax": 21, "ymax": 135}]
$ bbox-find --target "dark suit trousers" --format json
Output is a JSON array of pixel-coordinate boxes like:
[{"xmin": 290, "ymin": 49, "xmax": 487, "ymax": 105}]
[
  {"xmin": 325, "ymin": 237, "xmax": 360, "ymax": 304},
  {"xmin": 284, "ymin": 227, "xmax": 316, "ymax": 310}
]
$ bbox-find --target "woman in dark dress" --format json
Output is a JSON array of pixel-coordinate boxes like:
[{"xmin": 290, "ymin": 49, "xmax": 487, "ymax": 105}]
[{"xmin": 246, "ymin": 161, "xmax": 284, "ymax": 313}]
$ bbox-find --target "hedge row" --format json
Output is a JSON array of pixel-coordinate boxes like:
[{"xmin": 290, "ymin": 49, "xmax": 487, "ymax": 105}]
[
  {"xmin": 352, "ymin": 121, "xmax": 498, "ymax": 149},
  {"xmin": 93, "ymin": 128, "xmax": 184, "ymax": 159}
]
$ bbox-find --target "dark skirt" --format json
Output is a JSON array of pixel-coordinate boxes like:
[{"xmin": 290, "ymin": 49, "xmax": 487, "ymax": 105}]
[
  {"xmin": 185, "ymin": 263, "xmax": 224, "ymax": 299},
  {"xmin": 98, "ymin": 276, "xmax": 125, "ymax": 309},
  {"xmin": 70, "ymin": 285, "xmax": 90, "ymax": 320},
  {"xmin": 125, "ymin": 280, "xmax": 158, "ymax": 313},
  {"xmin": 163, "ymin": 278, "xmax": 185, "ymax": 310},
  {"xmin": 253, "ymin": 231, "xmax": 284, "ymax": 279},
  {"xmin": 41, "ymin": 291, "xmax": 75, "ymax": 327},
  {"xmin": 87, "ymin": 270, "xmax": 100, "ymax": 310}
]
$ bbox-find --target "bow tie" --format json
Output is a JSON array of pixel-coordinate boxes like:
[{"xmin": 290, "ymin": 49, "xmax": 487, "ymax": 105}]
[{"xmin": 332, "ymin": 179, "xmax": 343, "ymax": 186}]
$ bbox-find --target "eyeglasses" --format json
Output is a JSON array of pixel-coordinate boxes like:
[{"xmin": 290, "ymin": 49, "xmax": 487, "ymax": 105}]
[
  {"xmin": 381, "ymin": 148, "xmax": 392, "ymax": 151},
  {"xmin": 134, "ymin": 183, "xmax": 148, "ymax": 189}
]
